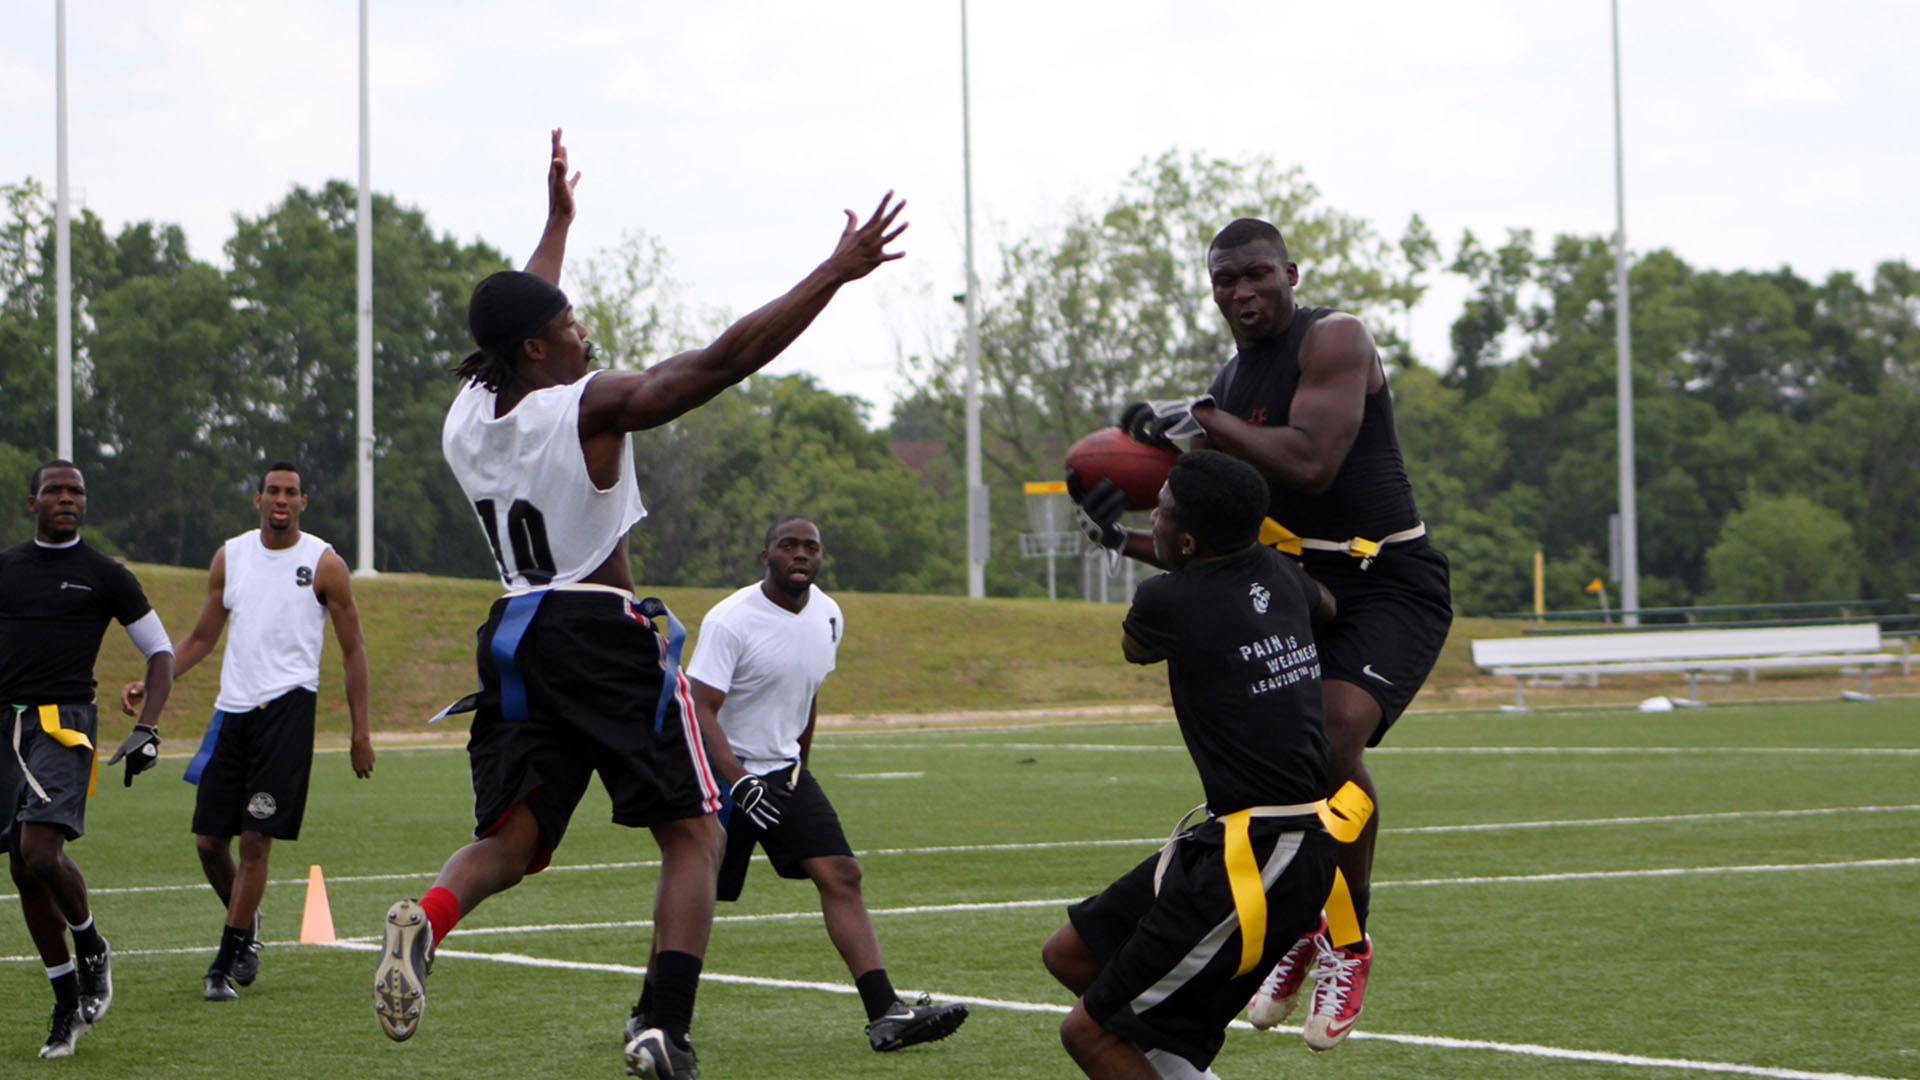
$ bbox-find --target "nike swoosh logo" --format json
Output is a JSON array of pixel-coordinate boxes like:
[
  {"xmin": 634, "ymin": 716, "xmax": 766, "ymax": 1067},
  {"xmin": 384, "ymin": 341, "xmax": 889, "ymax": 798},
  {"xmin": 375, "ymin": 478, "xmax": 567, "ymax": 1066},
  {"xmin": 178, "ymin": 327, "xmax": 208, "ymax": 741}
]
[
  {"xmin": 60, "ymin": 581, "xmax": 94, "ymax": 591},
  {"xmin": 1323, "ymin": 1014, "xmax": 1359, "ymax": 1038},
  {"xmin": 1361, "ymin": 664, "xmax": 1393, "ymax": 685}
]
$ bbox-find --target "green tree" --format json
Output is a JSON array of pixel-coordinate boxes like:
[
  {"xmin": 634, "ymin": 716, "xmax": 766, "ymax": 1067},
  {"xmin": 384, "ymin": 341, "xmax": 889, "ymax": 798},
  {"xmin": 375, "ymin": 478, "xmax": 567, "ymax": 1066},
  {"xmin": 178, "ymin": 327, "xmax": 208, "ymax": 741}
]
[
  {"xmin": 1703, "ymin": 494, "xmax": 1861, "ymax": 605},
  {"xmin": 223, "ymin": 181, "xmax": 506, "ymax": 575}
]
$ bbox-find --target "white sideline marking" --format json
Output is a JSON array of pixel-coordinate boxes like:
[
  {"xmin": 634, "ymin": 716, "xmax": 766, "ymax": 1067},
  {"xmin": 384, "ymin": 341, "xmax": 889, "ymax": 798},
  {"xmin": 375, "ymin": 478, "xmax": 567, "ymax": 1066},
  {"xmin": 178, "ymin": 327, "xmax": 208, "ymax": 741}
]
[
  {"xmin": 13, "ymin": 853, "xmax": 1915, "ymax": 954},
  {"xmin": 845, "ymin": 771, "xmax": 925, "ymax": 779},
  {"xmin": 26, "ymin": 939, "xmax": 1885, "ymax": 1080},
  {"xmin": 5, "ymin": 805, "xmax": 1917, "ymax": 903},
  {"xmin": 834, "ymin": 742, "xmax": 1920, "ymax": 755}
]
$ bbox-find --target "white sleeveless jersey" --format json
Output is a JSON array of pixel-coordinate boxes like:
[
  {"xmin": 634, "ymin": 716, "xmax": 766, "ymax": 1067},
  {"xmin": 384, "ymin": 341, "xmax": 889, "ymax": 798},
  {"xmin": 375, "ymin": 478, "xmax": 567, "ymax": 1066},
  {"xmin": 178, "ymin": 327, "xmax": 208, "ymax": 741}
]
[
  {"xmin": 442, "ymin": 370, "xmax": 647, "ymax": 591},
  {"xmin": 216, "ymin": 530, "xmax": 332, "ymax": 713}
]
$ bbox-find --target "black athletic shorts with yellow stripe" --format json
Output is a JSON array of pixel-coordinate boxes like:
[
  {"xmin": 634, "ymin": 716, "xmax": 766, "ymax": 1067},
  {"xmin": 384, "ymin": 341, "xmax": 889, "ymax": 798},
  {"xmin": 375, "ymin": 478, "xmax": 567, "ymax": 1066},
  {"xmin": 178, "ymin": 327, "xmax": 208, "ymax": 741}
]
[
  {"xmin": 1070, "ymin": 816, "xmax": 1337, "ymax": 1068},
  {"xmin": 2, "ymin": 702, "xmax": 98, "ymax": 844}
]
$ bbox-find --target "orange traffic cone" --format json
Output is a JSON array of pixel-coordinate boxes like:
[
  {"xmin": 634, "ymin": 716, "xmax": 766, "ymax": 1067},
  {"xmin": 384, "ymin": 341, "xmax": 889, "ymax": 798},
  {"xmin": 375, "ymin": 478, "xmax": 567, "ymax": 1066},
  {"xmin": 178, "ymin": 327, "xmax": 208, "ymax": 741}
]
[{"xmin": 299, "ymin": 865, "xmax": 336, "ymax": 944}]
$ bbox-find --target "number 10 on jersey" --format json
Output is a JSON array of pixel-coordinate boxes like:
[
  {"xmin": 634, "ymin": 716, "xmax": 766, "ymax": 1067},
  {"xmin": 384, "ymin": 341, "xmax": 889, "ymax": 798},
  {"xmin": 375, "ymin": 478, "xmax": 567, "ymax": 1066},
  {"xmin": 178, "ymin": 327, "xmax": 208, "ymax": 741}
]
[{"xmin": 475, "ymin": 499, "xmax": 556, "ymax": 586}]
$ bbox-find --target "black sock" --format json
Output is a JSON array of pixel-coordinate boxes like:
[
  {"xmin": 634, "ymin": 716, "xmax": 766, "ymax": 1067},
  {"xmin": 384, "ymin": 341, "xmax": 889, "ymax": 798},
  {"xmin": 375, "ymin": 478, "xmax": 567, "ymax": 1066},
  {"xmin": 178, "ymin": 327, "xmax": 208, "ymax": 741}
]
[
  {"xmin": 212, "ymin": 924, "xmax": 248, "ymax": 973},
  {"xmin": 49, "ymin": 965, "xmax": 80, "ymax": 1010},
  {"xmin": 855, "ymin": 969, "xmax": 899, "ymax": 1021},
  {"xmin": 649, "ymin": 950, "xmax": 702, "ymax": 1047},
  {"xmin": 68, "ymin": 915, "xmax": 106, "ymax": 959},
  {"xmin": 633, "ymin": 977, "xmax": 653, "ymax": 1017},
  {"xmin": 1352, "ymin": 889, "xmax": 1371, "ymax": 941}
]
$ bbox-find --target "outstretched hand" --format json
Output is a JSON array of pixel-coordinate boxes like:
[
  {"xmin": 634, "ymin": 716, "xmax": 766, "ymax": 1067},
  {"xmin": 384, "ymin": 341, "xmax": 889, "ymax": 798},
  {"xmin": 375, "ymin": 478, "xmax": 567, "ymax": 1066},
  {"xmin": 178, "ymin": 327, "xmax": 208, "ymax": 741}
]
[
  {"xmin": 548, "ymin": 127, "xmax": 582, "ymax": 224},
  {"xmin": 823, "ymin": 192, "xmax": 907, "ymax": 283}
]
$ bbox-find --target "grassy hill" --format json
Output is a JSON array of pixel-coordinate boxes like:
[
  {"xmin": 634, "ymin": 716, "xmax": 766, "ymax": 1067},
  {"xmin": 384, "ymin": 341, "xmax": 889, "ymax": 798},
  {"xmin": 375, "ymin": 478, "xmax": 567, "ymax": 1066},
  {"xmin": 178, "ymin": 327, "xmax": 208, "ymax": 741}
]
[{"xmin": 91, "ymin": 563, "xmax": 1909, "ymax": 742}]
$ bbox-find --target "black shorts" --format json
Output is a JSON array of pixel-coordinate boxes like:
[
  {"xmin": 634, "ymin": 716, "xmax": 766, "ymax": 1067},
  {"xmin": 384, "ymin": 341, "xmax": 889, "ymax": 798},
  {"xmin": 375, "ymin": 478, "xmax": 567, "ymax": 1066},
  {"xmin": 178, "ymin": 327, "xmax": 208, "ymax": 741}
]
[
  {"xmin": 1071, "ymin": 819, "xmax": 1336, "ymax": 1068},
  {"xmin": 2, "ymin": 703, "xmax": 98, "ymax": 844},
  {"xmin": 1303, "ymin": 536, "xmax": 1453, "ymax": 743},
  {"xmin": 716, "ymin": 764, "xmax": 854, "ymax": 902},
  {"xmin": 187, "ymin": 689, "xmax": 317, "ymax": 841},
  {"xmin": 466, "ymin": 589, "xmax": 722, "ymax": 867}
]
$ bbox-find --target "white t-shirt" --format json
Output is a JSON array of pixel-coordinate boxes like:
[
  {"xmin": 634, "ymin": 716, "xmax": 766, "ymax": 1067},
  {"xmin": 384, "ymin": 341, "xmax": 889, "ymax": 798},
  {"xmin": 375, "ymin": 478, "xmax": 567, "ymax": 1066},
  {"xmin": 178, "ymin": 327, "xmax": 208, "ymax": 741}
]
[
  {"xmin": 685, "ymin": 582, "xmax": 842, "ymax": 774},
  {"xmin": 442, "ymin": 370, "xmax": 647, "ymax": 591},
  {"xmin": 216, "ymin": 530, "xmax": 331, "ymax": 713}
]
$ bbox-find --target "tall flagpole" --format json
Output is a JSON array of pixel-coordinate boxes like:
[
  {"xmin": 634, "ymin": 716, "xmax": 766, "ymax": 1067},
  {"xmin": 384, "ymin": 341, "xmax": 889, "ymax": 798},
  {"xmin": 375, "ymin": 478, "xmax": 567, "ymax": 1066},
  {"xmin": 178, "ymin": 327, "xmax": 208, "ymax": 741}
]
[
  {"xmin": 1611, "ymin": 0, "xmax": 1639, "ymax": 623},
  {"xmin": 355, "ymin": 0, "xmax": 377, "ymax": 575},
  {"xmin": 54, "ymin": 0, "xmax": 72, "ymax": 460},
  {"xmin": 960, "ymin": 0, "xmax": 986, "ymax": 599}
]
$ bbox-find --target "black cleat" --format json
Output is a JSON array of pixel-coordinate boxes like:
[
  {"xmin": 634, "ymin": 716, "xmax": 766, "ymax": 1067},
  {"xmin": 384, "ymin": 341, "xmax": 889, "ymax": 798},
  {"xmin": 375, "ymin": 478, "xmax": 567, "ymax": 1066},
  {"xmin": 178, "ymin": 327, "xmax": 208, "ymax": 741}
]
[
  {"xmin": 624, "ymin": 1026, "xmax": 699, "ymax": 1079},
  {"xmin": 232, "ymin": 912, "xmax": 263, "ymax": 987},
  {"xmin": 866, "ymin": 994, "xmax": 969, "ymax": 1051},
  {"xmin": 77, "ymin": 939, "xmax": 113, "ymax": 1023},
  {"xmin": 204, "ymin": 967, "xmax": 239, "ymax": 1002},
  {"xmin": 38, "ymin": 1005, "xmax": 90, "ymax": 1059},
  {"xmin": 373, "ymin": 899, "xmax": 433, "ymax": 1041}
]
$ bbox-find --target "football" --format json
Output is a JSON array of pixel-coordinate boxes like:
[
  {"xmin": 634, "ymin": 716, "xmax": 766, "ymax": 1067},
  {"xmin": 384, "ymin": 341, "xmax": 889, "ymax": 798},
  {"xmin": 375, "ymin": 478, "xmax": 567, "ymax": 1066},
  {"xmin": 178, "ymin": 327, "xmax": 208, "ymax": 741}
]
[{"xmin": 1064, "ymin": 427, "xmax": 1179, "ymax": 511}]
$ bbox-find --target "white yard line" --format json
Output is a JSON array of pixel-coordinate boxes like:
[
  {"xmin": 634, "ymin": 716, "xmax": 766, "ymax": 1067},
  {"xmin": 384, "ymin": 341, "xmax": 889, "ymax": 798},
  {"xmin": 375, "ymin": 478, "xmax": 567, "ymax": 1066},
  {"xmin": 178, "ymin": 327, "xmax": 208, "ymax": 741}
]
[
  {"xmin": 14, "ymin": 939, "xmax": 1892, "ymax": 1080},
  {"xmin": 7, "ymin": 805, "xmax": 1917, "ymax": 902},
  {"xmin": 825, "ymin": 742, "xmax": 1920, "ymax": 755}
]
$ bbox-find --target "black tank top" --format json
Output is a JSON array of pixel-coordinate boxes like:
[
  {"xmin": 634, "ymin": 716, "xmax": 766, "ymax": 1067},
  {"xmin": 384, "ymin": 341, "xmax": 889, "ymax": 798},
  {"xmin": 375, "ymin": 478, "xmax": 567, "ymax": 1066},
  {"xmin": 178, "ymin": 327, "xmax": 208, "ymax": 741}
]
[{"xmin": 1206, "ymin": 306, "xmax": 1421, "ymax": 540}]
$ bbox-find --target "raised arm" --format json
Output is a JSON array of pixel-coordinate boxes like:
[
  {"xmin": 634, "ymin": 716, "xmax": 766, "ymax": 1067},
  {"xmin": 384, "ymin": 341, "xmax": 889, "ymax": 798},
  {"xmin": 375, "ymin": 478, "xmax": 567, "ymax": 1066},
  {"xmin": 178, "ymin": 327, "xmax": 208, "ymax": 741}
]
[
  {"xmin": 315, "ymin": 549, "xmax": 374, "ymax": 779},
  {"xmin": 578, "ymin": 192, "xmax": 907, "ymax": 436},
  {"xmin": 1192, "ymin": 314, "xmax": 1375, "ymax": 494},
  {"xmin": 523, "ymin": 127, "xmax": 581, "ymax": 287}
]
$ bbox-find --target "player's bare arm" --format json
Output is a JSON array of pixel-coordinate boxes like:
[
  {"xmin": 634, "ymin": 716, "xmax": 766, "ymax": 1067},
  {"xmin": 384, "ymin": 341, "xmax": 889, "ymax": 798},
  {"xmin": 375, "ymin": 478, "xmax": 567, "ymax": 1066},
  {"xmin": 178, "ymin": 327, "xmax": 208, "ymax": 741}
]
[
  {"xmin": 122, "ymin": 545, "xmax": 228, "ymax": 715},
  {"xmin": 1308, "ymin": 578, "xmax": 1337, "ymax": 622},
  {"xmin": 523, "ymin": 127, "xmax": 581, "ymax": 287},
  {"xmin": 577, "ymin": 192, "xmax": 907, "ymax": 443},
  {"xmin": 1121, "ymin": 630, "xmax": 1163, "ymax": 666},
  {"xmin": 689, "ymin": 678, "xmax": 750, "ymax": 785},
  {"xmin": 1192, "ymin": 314, "xmax": 1375, "ymax": 493},
  {"xmin": 315, "ymin": 549, "xmax": 374, "ymax": 778},
  {"xmin": 798, "ymin": 696, "xmax": 819, "ymax": 769}
]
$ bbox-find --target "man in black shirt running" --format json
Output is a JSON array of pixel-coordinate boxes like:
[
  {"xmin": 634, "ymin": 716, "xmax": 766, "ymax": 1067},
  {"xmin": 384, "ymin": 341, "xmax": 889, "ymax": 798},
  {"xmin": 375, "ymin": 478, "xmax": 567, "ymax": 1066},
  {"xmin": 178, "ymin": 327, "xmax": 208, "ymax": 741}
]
[{"xmin": 1, "ymin": 461, "xmax": 175, "ymax": 1059}]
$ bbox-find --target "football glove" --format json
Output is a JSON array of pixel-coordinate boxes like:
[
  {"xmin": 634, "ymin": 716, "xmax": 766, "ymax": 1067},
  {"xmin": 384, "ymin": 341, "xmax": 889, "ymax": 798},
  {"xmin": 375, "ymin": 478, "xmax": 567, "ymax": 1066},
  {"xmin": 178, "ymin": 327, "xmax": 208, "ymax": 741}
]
[
  {"xmin": 730, "ymin": 774, "xmax": 782, "ymax": 830},
  {"xmin": 1066, "ymin": 469, "xmax": 1127, "ymax": 575},
  {"xmin": 104, "ymin": 723, "xmax": 161, "ymax": 787},
  {"xmin": 1118, "ymin": 395, "xmax": 1214, "ymax": 449}
]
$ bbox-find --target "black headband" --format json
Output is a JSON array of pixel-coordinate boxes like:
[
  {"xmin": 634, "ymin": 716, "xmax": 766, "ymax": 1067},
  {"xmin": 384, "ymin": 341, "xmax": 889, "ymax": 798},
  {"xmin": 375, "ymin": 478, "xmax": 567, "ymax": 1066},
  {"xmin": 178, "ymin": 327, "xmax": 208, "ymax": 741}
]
[{"xmin": 468, "ymin": 270, "xmax": 569, "ymax": 356}]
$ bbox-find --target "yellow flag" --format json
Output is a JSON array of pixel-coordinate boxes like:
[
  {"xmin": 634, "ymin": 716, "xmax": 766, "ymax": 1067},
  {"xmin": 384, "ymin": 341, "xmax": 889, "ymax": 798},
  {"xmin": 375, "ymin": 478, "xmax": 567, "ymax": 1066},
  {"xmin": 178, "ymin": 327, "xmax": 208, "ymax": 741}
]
[{"xmin": 1585, "ymin": 578, "xmax": 1604, "ymax": 594}]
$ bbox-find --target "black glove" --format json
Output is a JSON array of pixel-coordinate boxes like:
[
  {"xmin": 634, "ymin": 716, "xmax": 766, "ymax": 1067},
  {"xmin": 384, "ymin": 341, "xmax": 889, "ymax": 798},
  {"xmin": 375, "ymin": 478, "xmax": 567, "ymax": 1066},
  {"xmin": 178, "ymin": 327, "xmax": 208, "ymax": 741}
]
[
  {"xmin": 1066, "ymin": 469, "xmax": 1127, "ymax": 574},
  {"xmin": 1118, "ymin": 395, "xmax": 1214, "ymax": 449},
  {"xmin": 730, "ymin": 774, "xmax": 782, "ymax": 830},
  {"xmin": 104, "ymin": 723, "xmax": 161, "ymax": 787}
]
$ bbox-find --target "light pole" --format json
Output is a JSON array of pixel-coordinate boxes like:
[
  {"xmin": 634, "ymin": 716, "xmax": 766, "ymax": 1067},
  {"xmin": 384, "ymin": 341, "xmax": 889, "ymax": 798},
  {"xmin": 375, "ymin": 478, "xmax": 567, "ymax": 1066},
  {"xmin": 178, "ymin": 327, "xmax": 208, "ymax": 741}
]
[
  {"xmin": 960, "ymin": 0, "xmax": 986, "ymax": 599},
  {"xmin": 355, "ymin": 0, "xmax": 377, "ymax": 575},
  {"xmin": 1610, "ymin": 0, "xmax": 1639, "ymax": 624},
  {"xmin": 54, "ymin": 0, "xmax": 72, "ymax": 460}
]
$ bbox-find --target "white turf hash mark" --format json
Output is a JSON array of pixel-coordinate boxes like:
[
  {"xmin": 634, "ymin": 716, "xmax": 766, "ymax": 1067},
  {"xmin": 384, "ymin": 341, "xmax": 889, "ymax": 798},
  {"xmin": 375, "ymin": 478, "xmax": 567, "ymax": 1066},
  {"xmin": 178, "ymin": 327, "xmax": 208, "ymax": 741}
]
[{"xmin": 6, "ymin": 805, "xmax": 1917, "ymax": 902}]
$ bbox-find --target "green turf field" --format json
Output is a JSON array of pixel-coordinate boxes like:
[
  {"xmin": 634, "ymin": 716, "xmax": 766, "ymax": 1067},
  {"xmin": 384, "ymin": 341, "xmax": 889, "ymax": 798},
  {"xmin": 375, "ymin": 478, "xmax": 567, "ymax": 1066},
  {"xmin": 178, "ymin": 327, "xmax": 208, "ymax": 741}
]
[{"xmin": 5, "ymin": 700, "xmax": 1917, "ymax": 1078}]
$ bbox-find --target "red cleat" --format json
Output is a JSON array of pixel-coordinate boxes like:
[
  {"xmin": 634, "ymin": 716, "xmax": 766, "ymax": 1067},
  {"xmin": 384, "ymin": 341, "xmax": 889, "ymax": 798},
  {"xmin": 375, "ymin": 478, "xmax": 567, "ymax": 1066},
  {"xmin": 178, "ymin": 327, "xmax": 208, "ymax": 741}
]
[
  {"xmin": 1303, "ymin": 934, "xmax": 1371, "ymax": 1051},
  {"xmin": 1246, "ymin": 916, "xmax": 1327, "ymax": 1029}
]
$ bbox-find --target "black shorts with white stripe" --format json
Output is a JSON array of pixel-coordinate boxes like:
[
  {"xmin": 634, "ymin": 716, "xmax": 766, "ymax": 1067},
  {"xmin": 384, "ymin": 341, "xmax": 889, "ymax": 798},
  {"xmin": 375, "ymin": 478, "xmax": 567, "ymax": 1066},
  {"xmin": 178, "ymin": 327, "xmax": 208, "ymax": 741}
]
[{"xmin": 1070, "ymin": 819, "xmax": 1337, "ymax": 1068}]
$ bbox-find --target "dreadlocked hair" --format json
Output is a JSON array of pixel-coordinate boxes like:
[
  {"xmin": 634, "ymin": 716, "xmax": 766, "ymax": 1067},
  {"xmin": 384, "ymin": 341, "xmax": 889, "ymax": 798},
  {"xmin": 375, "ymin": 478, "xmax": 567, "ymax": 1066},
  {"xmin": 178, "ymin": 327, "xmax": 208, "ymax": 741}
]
[{"xmin": 452, "ymin": 346, "xmax": 516, "ymax": 394}]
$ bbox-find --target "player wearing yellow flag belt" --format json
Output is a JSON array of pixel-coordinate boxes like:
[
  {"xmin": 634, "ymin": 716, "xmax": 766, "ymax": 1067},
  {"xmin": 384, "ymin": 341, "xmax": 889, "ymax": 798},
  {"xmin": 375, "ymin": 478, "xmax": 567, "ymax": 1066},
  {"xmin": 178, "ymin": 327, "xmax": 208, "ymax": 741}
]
[
  {"xmin": 1, "ymin": 460, "xmax": 175, "ymax": 1061},
  {"xmin": 1087, "ymin": 218, "xmax": 1454, "ymax": 1054},
  {"xmin": 1044, "ymin": 451, "xmax": 1344, "ymax": 1079}
]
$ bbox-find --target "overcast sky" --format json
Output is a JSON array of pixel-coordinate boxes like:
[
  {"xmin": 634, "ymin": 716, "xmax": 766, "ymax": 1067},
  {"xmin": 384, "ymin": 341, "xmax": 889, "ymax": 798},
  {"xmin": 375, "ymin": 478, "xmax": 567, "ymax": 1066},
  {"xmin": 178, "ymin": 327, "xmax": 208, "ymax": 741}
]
[{"xmin": 3, "ymin": 1, "xmax": 1914, "ymax": 425}]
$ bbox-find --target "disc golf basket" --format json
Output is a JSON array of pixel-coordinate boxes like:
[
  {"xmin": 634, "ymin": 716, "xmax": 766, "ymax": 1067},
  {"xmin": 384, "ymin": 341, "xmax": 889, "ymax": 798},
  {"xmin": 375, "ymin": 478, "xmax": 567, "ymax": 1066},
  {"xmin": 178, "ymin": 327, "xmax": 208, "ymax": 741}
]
[{"xmin": 1021, "ymin": 480, "xmax": 1084, "ymax": 600}]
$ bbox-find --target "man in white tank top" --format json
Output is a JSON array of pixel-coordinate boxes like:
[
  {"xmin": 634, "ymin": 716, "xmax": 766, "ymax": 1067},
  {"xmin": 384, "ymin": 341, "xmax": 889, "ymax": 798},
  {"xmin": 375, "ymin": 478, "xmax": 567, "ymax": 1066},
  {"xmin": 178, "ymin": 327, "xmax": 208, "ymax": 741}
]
[
  {"xmin": 126, "ymin": 461, "xmax": 372, "ymax": 1001},
  {"xmin": 679, "ymin": 515, "xmax": 968, "ymax": 1053},
  {"xmin": 371, "ymin": 129, "xmax": 907, "ymax": 1080}
]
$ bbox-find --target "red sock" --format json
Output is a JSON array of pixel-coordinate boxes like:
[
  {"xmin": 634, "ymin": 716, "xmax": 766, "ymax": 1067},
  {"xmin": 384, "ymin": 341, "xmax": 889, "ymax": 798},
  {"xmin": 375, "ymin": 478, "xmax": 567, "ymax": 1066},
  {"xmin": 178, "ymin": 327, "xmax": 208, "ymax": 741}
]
[{"xmin": 418, "ymin": 887, "xmax": 461, "ymax": 947}]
